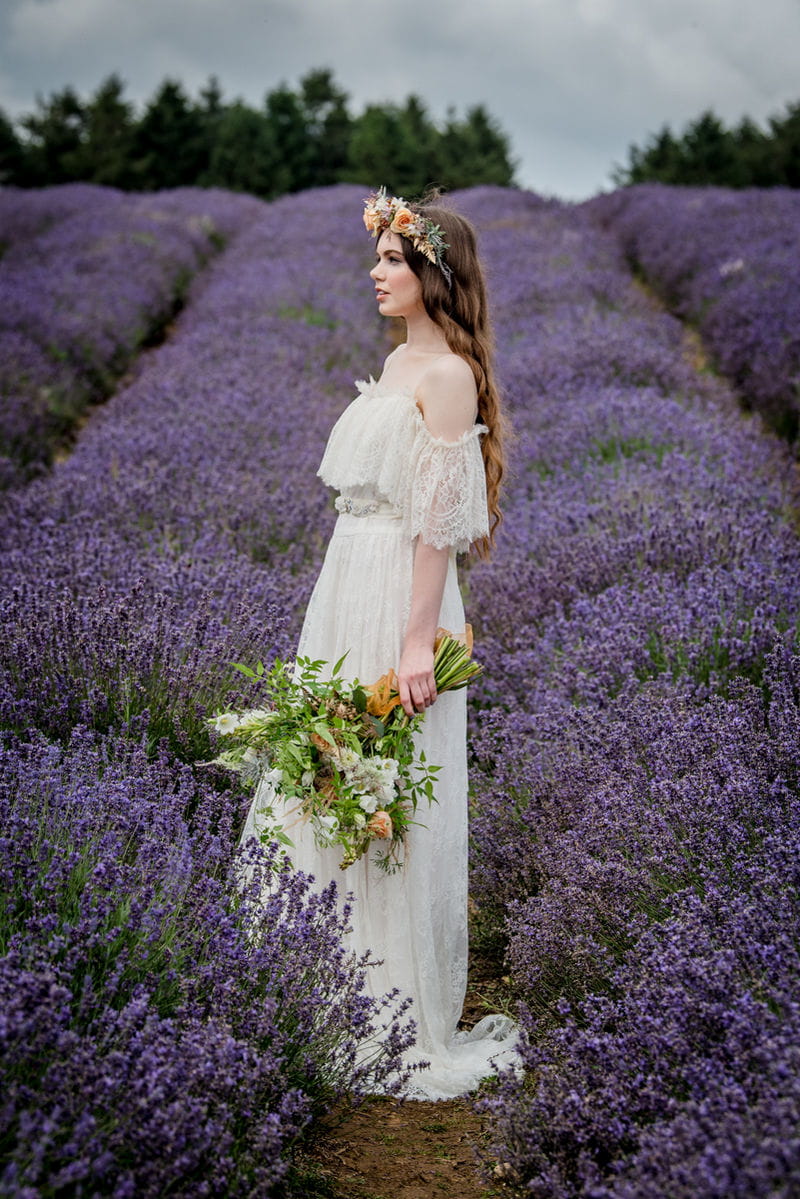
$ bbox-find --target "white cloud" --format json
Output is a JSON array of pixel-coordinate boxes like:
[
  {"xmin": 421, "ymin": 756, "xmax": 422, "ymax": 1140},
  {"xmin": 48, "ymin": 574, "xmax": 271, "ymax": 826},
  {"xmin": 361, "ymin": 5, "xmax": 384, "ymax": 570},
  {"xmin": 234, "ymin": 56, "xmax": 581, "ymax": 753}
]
[{"xmin": 9, "ymin": 0, "xmax": 144, "ymax": 52}]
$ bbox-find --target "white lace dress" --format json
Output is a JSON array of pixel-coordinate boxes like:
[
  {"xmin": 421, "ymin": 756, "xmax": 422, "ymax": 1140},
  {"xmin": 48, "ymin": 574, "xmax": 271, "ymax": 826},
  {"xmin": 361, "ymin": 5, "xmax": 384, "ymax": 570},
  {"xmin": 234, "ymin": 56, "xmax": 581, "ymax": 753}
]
[{"xmin": 242, "ymin": 377, "xmax": 520, "ymax": 1098}]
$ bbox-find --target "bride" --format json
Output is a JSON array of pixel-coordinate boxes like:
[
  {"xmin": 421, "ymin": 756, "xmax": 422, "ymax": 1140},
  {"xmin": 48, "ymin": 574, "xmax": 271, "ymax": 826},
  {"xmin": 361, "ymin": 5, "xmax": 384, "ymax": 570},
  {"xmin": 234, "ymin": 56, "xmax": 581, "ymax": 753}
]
[{"xmin": 242, "ymin": 188, "xmax": 519, "ymax": 1098}]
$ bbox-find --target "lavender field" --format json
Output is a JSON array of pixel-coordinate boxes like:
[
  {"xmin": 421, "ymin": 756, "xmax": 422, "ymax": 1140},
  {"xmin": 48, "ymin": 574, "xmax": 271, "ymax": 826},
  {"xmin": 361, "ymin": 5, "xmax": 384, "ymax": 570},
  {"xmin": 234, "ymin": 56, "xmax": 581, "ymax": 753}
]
[
  {"xmin": 589, "ymin": 184, "xmax": 800, "ymax": 441},
  {"xmin": 1, "ymin": 182, "xmax": 799, "ymax": 1196},
  {"xmin": 0, "ymin": 183, "xmax": 264, "ymax": 486}
]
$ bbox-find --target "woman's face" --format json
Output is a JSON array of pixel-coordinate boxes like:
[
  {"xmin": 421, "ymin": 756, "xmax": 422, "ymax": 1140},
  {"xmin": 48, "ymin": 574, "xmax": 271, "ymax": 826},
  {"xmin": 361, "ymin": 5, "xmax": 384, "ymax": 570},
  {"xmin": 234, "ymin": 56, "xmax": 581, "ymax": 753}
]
[{"xmin": 370, "ymin": 231, "xmax": 424, "ymax": 319}]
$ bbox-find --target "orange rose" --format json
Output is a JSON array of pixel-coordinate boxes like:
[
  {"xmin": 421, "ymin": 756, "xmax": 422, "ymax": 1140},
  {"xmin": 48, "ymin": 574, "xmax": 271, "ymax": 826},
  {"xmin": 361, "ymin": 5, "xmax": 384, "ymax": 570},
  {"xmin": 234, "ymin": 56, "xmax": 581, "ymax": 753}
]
[
  {"xmin": 363, "ymin": 208, "xmax": 379, "ymax": 234},
  {"xmin": 368, "ymin": 810, "xmax": 393, "ymax": 839},
  {"xmin": 390, "ymin": 207, "xmax": 416, "ymax": 236}
]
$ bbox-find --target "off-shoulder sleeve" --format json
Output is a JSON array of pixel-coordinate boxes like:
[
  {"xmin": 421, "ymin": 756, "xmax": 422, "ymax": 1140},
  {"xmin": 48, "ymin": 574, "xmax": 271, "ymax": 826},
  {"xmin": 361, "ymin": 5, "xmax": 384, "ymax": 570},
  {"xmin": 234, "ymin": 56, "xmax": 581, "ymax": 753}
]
[
  {"xmin": 317, "ymin": 383, "xmax": 490, "ymax": 553},
  {"xmin": 379, "ymin": 410, "xmax": 490, "ymax": 553}
]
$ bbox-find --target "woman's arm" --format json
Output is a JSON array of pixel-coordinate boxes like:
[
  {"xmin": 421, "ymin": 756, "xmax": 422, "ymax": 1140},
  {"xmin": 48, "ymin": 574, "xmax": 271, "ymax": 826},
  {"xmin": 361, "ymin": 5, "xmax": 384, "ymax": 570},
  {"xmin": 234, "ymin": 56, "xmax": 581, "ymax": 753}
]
[
  {"xmin": 397, "ymin": 356, "xmax": 479, "ymax": 717},
  {"xmin": 397, "ymin": 539, "xmax": 449, "ymax": 717}
]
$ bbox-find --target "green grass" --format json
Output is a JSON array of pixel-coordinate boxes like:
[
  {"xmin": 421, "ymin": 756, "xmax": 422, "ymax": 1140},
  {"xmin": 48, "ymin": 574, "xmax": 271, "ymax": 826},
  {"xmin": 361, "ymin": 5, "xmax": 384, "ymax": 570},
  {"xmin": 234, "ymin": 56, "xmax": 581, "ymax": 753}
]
[
  {"xmin": 278, "ymin": 304, "xmax": 338, "ymax": 330},
  {"xmin": 589, "ymin": 433, "xmax": 669, "ymax": 466}
]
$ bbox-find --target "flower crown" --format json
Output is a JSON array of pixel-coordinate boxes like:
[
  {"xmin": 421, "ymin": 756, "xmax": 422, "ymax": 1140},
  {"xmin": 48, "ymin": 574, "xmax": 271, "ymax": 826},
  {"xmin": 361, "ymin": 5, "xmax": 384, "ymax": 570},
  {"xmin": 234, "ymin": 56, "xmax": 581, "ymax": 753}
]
[{"xmin": 363, "ymin": 187, "xmax": 453, "ymax": 287}]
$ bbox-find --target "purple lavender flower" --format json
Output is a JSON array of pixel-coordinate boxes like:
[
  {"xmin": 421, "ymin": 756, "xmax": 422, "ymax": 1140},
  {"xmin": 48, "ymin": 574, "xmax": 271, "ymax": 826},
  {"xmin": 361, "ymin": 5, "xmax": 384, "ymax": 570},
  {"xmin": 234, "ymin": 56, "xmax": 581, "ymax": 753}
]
[
  {"xmin": 2, "ymin": 180, "xmax": 799, "ymax": 1194},
  {"xmin": 0, "ymin": 184, "xmax": 264, "ymax": 481},
  {"xmin": 588, "ymin": 184, "xmax": 800, "ymax": 439}
]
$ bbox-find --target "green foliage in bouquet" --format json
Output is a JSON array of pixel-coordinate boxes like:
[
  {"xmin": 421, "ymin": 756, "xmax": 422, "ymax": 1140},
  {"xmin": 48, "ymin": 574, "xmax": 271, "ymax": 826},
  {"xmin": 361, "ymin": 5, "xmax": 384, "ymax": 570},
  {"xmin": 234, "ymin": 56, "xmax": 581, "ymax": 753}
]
[{"xmin": 208, "ymin": 630, "xmax": 481, "ymax": 873}]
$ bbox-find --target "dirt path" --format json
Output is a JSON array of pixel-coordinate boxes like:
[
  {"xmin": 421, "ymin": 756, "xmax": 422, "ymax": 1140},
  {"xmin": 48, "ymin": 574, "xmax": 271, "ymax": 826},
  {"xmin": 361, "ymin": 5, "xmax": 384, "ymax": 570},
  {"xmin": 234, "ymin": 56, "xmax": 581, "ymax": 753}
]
[
  {"xmin": 294, "ymin": 944, "xmax": 514, "ymax": 1198},
  {"xmin": 297, "ymin": 1096, "xmax": 503, "ymax": 1198}
]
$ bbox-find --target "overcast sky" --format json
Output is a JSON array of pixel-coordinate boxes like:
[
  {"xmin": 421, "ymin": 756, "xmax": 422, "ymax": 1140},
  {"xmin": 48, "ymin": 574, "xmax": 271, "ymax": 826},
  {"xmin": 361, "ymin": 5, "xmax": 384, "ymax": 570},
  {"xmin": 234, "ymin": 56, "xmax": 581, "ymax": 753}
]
[{"xmin": 1, "ymin": 0, "xmax": 798, "ymax": 199}]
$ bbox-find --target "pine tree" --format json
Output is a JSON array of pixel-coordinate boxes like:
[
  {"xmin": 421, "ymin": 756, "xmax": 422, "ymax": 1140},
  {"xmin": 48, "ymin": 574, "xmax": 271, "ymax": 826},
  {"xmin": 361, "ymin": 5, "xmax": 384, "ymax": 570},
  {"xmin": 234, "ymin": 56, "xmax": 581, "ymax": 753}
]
[
  {"xmin": 0, "ymin": 107, "xmax": 26, "ymax": 187},
  {"xmin": 440, "ymin": 104, "xmax": 515, "ymax": 189},
  {"xmin": 680, "ymin": 111, "xmax": 739, "ymax": 185},
  {"xmin": 204, "ymin": 102, "xmax": 285, "ymax": 196},
  {"xmin": 300, "ymin": 68, "xmax": 352, "ymax": 187},
  {"xmin": 614, "ymin": 99, "xmax": 800, "ymax": 188},
  {"xmin": 263, "ymin": 84, "xmax": 312, "ymax": 193},
  {"xmin": 346, "ymin": 104, "xmax": 402, "ymax": 191},
  {"xmin": 7, "ymin": 68, "xmax": 517, "ymax": 196},
  {"xmin": 769, "ymin": 100, "xmax": 800, "ymax": 187},
  {"xmin": 71, "ymin": 74, "xmax": 136, "ymax": 187},
  {"xmin": 612, "ymin": 126, "xmax": 681, "ymax": 185},
  {"xmin": 132, "ymin": 79, "xmax": 208, "ymax": 189},
  {"xmin": 19, "ymin": 86, "xmax": 86, "ymax": 185}
]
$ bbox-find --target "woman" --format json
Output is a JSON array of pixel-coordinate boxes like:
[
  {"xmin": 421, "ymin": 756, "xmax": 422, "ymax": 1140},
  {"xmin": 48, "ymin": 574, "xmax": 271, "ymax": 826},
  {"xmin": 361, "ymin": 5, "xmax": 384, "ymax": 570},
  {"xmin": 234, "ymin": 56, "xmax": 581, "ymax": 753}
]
[{"xmin": 243, "ymin": 188, "xmax": 519, "ymax": 1098}]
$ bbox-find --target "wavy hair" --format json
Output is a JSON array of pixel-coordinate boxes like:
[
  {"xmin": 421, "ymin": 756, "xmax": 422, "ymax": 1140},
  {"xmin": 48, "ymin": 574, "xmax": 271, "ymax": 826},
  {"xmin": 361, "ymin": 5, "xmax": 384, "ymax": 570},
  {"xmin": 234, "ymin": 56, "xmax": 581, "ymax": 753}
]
[{"xmin": 393, "ymin": 196, "xmax": 507, "ymax": 558}]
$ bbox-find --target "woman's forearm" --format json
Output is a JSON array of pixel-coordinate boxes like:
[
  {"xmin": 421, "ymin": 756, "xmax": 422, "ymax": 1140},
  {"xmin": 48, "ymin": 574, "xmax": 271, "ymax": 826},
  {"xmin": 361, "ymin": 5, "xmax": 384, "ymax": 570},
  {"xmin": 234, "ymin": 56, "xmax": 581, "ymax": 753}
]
[
  {"xmin": 397, "ymin": 539, "xmax": 450, "ymax": 715},
  {"xmin": 404, "ymin": 539, "xmax": 450, "ymax": 648}
]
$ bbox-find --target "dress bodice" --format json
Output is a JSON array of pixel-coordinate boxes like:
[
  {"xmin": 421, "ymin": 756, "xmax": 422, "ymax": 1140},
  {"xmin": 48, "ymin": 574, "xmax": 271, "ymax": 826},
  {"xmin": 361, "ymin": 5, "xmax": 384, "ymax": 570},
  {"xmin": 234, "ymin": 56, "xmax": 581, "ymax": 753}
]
[{"xmin": 318, "ymin": 378, "xmax": 490, "ymax": 554}]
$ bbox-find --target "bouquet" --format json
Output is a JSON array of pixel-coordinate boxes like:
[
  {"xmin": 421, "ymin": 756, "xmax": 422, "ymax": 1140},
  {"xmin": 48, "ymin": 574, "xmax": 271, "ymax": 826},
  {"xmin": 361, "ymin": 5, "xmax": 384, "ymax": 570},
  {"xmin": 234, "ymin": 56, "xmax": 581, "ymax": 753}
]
[{"xmin": 208, "ymin": 628, "xmax": 481, "ymax": 873}]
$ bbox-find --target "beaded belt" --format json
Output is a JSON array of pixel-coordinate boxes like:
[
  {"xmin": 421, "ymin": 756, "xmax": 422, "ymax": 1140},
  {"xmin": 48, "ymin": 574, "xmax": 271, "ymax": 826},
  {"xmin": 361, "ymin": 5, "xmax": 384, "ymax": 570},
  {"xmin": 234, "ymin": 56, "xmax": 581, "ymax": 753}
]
[{"xmin": 335, "ymin": 495, "xmax": 400, "ymax": 518}]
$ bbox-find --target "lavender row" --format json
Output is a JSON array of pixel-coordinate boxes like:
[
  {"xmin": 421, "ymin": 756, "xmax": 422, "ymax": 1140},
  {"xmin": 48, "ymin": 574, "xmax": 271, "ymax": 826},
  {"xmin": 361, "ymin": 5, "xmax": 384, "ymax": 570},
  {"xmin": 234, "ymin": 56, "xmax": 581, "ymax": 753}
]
[
  {"xmin": 480, "ymin": 649, "xmax": 800, "ymax": 1198},
  {"xmin": 0, "ymin": 726, "xmax": 415, "ymax": 1196},
  {"xmin": 0, "ymin": 183, "xmax": 264, "ymax": 485},
  {"xmin": 0, "ymin": 185, "xmax": 409, "ymax": 1192},
  {"xmin": 3, "ymin": 180, "xmax": 799, "ymax": 1193},
  {"xmin": 0, "ymin": 185, "xmax": 383, "ymax": 758},
  {"xmin": 587, "ymin": 184, "xmax": 800, "ymax": 441},
  {"xmin": 448, "ymin": 187, "xmax": 800, "ymax": 1195},
  {"xmin": 0, "ymin": 182, "xmax": 112, "ymax": 252}
]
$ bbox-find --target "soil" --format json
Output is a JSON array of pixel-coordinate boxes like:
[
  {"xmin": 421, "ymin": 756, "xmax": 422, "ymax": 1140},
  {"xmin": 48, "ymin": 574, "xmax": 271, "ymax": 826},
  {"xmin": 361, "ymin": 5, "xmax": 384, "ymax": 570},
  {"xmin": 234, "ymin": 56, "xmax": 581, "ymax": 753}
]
[
  {"xmin": 293, "ymin": 941, "xmax": 516, "ymax": 1199},
  {"xmin": 294, "ymin": 1096, "xmax": 503, "ymax": 1199}
]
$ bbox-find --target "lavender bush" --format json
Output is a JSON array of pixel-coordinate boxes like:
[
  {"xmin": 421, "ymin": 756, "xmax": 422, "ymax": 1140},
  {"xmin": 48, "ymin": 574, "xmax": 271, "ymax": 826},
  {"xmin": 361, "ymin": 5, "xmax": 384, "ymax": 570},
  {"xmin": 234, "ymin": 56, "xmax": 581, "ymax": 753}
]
[
  {"xmin": 0, "ymin": 183, "xmax": 113, "ymax": 254},
  {"xmin": 482, "ymin": 649, "xmax": 800, "ymax": 1196},
  {"xmin": 446, "ymin": 188, "xmax": 800, "ymax": 1195},
  {"xmin": 0, "ymin": 184, "xmax": 380, "ymax": 756},
  {"xmin": 0, "ymin": 726, "xmax": 415, "ymax": 1196},
  {"xmin": 0, "ymin": 184, "xmax": 415, "ymax": 1192},
  {"xmin": 588, "ymin": 184, "xmax": 800, "ymax": 441},
  {"xmin": 0, "ymin": 183, "xmax": 263, "ymax": 483},
  {"xmin": 2, "ymin": 180, "xmax": 799, "ymax": 1194}
]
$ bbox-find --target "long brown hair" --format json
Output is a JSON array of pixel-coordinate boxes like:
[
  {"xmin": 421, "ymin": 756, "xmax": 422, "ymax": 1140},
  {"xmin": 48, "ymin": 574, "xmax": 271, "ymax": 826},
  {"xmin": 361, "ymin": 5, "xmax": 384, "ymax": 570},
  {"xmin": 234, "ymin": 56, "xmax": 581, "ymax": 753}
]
[{"xmin": 397, "ymin": 197, "xmax": 506, "ymax": 558}]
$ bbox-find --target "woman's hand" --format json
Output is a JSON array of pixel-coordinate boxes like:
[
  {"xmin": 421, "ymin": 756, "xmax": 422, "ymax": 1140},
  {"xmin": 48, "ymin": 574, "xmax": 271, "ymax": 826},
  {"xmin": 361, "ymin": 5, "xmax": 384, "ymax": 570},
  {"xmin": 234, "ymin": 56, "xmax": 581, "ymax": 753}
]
[{"xmin": 398, "ymin": 640, "xmax": 437, "ymax": 717}]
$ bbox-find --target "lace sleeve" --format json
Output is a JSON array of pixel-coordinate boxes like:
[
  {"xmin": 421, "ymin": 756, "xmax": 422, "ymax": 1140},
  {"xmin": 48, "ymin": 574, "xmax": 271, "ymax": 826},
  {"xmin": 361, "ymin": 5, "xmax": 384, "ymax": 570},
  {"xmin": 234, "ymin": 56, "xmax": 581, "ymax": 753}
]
[
  {"xmin": 317, "ymin": 383, "xmax": 490, "ymax": 553},
  {"xmin": 392, "ymin": 414, "xmax": 490, "ymax": 553}
]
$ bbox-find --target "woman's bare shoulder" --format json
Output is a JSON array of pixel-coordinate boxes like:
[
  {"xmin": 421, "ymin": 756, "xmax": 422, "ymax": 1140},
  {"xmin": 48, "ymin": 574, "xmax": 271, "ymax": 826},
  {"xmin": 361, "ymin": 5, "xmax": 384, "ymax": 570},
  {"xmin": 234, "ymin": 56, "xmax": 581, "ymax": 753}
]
[
  {"xmin": 416, "ymin": 354, "xmax": 478, "ymax": 439},
  {"xmin": 425, "ymin": 353, "xmax": 475, "ymax": 387}
]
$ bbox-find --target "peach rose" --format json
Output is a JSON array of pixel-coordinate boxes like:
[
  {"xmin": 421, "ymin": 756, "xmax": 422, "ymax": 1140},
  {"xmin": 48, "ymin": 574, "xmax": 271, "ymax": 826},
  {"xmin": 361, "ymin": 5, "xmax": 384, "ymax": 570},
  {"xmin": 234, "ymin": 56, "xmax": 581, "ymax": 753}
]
[
  {"xmin": 368, "ymin": 810, "xmax": 393, "ymax": 839},
  {"xmin": 389, "ymin": 207, "xmax": 416, "ymax": 236},
  {"xmin": 363, "ymin": 208, "xmax": 379, "ymax": 234}
]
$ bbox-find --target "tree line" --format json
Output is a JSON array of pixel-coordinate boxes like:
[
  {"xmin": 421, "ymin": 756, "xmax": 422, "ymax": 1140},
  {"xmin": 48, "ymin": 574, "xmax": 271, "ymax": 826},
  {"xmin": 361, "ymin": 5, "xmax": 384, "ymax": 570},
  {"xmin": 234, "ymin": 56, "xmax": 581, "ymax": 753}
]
[
  {"xmin": 0, "ymin": 69, "xmax": 516, "ymax": 198},
  {"xmin": 614, "ymin": 101, "xmax": 800, "ymax": 188}
]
